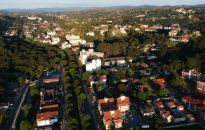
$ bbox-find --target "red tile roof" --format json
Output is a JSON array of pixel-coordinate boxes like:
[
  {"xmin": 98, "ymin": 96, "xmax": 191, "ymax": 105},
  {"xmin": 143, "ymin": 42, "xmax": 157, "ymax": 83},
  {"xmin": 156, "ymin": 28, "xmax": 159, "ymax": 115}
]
[
  {"xmin": 98, "ymin": 98, "xmax": 114, "ymax": 104},
  {"xmin": 98, "ymin": 98, "xmax": 115, "ymax": 111},
  {"xmin": 42, "ymin": 104, "xmax": 58, "ymax": 110},
  {"xmin": 153, "ymin": 78, "xmax": 166, "ymax": 88},
  {"xmin": 117, "ymin": 95, "xmax": 130, "ymax": 107},
  {"xmin": 36, "ymin": 111, "xmax": 58, "ymax": 121},
  {"xmin": 167, "ymin": 101, "xmax": 176, "ymax": 108},
  {"xmin": 197, "ymin": 106, "xmax": 205, "ymax": 112},
  {"xmin": 43, "ymin": 78, "xmax": 59, "ymax": 84},
  {"xmin": 181, "ymin": 96, "xmax": 202, "ymax": 105},
  {"xmin": 103, "ymin": 110, "xmax": 123, "ymax": 123}
]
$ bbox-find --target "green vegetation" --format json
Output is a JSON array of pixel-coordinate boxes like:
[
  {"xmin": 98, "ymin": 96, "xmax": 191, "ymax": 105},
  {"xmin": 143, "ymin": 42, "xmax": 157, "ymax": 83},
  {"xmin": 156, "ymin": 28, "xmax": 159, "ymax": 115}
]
[
  {"xmin": 20, "ymin": 120, "xmax": 32, "ymax": 130},
  {"xmin": 61, "ymin": 49, "xmax": 94, "ymax": 130}
]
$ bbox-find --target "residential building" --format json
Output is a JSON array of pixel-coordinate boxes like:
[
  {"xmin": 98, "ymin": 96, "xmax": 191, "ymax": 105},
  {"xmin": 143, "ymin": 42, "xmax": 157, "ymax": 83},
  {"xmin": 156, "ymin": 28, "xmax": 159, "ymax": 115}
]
[
  {"xmin": 43, "ymin": 78, "xmax": 60, "ymax": 84},
  {"xmin": 197, "ymin": 81, "xmax": 205, "ymax": 94},
  {"xmin": 169, "ymin": 29, "xmax": 178, "ymax": 37},
  {"xmin": 79, "ymin": 49, "xmax": 104, "ymax": 65},
  {"xmin": 66, "ymin": 34, "xmax": 86, "ymax": 46},
  {"xmin": 61, "ymin": 41, "xmax": 71, "ymax": 49},
  {"xmin": 153, "ymin": 78, "xmax": 167, "ymax": 89},
  {"xmin": 98, "ymin": 98, "xmax": 115, "ymax": 115},
  {"xmin": 36, "ymin": 111, "xmax": 59, "ymax": 127},
  {"xmin": 103, "ymin": 110, "xmax": 123, "ymax": 130},
  {"xmin": 103, "ymin": 57, "xmax": 133, "ymax": 67},
  {"xmin": 140, "ymin": 105, "xmax": 155, "ymax": 117},
  {"xmin": 160, "ymin": 109, "xmax": 172, "ymax": 123},
  {"xmin": 86, "ymin": 32, "xmax": 95, "ymax": 36},
  {"xmin": 181, "ymin": 69, "xmax": 201, "ymax": 80},
  {"xmin": 51, "ymin": 36, "xmax": 60, "ymax": 45},
  {"xmin": 116, "ymin": 95, "xmax": 130, "ymax": 112},
  {"xmin": 86, "ymin": 59, "xmax": 102, "ymax": 71},
  {"xmin": 181, "ymin": 96, "xmax": 202, "ymax": 112}
]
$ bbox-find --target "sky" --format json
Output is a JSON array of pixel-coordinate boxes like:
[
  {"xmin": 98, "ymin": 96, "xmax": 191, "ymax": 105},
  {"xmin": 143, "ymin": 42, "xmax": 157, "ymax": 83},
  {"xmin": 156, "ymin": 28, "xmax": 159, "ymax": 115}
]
[{"xmin": 0, "ymin": 0, "xmax": 205, "ymax": 9}]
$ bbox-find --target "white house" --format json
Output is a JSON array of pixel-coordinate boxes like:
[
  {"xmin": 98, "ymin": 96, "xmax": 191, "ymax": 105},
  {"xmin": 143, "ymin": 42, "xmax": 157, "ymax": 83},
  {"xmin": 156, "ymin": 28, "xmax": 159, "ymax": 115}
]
[
  {"xmin": 47, "ymin": 31, "xmax": 56, "ymax": 36},
  {"xmin": 51, "ymin": 36, "xmax": 60, "ymax": 45},
  {"xmin": 61, "ymin": 41, "xmax": 71, "ymax": 49},
  {"xmin": 86, "ymin": 32, "xmax": 95, "ymax": 36}
]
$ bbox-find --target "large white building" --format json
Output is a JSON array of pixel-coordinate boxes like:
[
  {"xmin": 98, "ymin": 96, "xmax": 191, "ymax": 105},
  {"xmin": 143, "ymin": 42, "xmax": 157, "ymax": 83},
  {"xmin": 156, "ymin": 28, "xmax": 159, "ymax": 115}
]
[
  {"xmin": 66, "ymin": 34, "xmax": 86, "ymax": 46},
  {"xmin": 79, "ymin": 49, "xmax": 104, "ymax": 65},
  {"xmin": 86, "ymin": 59, "xmax": 102, "ymax": 71}
]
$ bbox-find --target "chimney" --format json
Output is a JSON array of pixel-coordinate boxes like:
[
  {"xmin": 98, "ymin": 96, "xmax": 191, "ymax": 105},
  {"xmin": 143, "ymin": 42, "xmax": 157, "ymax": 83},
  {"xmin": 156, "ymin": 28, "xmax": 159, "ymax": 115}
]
[
  {"xmin": 104, "ymin": 97, "xmax": 108, "ymax": 102},
  {"xmin": 120, "ymin": 95, "xmax": 125, "ymax": 100},
  {"xmin": 111, "ymin": 111, "xmax": 115, "ymax": 115}
]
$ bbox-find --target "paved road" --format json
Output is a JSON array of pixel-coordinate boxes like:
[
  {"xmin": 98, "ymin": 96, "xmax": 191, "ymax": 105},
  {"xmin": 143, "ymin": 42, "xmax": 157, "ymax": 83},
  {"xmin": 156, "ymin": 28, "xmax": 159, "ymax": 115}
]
[
  {"xmin": 11, "ymin": 86, "xmax": 29, "ymax": 130},
  {"xmin": 3, "ymin": 86, "xmax": 27, "ymax": 130}
]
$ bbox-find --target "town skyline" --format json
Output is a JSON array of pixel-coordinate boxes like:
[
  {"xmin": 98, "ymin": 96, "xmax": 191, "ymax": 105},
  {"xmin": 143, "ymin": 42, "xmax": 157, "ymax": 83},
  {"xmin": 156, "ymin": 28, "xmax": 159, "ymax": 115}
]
[{"xmin": 0, "ymin": 0, "xmax": 205, "ymax": 9}]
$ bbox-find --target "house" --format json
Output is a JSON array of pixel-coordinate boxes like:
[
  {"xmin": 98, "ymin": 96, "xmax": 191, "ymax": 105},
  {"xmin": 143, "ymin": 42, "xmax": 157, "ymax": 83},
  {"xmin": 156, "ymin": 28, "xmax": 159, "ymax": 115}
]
[
  {"xmin": 197, "ymin": 81, "xmax": 205, "ymax": 94},
  {"xmin": 186, "ymin": 114, "xmax": 195, "ymax": 122},
  {"xmin": 61, "ymin": 41, "xmax": 71, "ymax": 49},
  {"xmin": 47, "ymin": 31, "xmax": 56, "ymax": 36},
  {"xmin": 140, "ymin": 105, "xmax": 155, "ymax": 117},
  {"xmin": 154, "ymin": 99, "xmax": 164, "ymax": 110},
  {"xmin": 169, "ymin": 29, "xmax": 178, "ymax": 37},
  {"xmin": 153, "ymin": 78, "xmax": 167, "ymax": 89},
  {"xmin": 43, "ymin": 78, "xmax": 60, "ymax": 84},
  {"xmin": 103, "ymin": 110, "xmax": 123, "ymax": 130},
  {"xmin": 178, "ymin": 35, "xmax": 189, "ymax": 42},
  {"xmin": 197, "ymin": 106, "xmax": 205, "ymax": 121},
  {"xmin": 181, "ymin": 69, "xmax": 201, "ymax": 80},
  {"xmin": 40, "ymin": 104, "xmax": 58, "ymax": 111},
  {"xmin": 86, "ymin": 32, "xmax": 95, "ymax": 36},
  {"xmin": 89, "ymin": 75, "xmax": 107, "ymax": 87},
  {"xmin": 172, "ymin": 111, "xmax": 186, "ymax": 123},
  {"xmin": 116, "ymin": 95, "xmax": 130, "ymax": 112},
  {"xmin": 98, "ymin": 98, "xmax": 115, "ymax": 115},
  {"xmin": 65, "ymin": 34, "xmax": 86, "ymax": 46},
  {"xmin": 36, "ymin": 111, "xmax": 59, "ymax": 127},
  {"xmin": 177, "ymin": 105, "xmax": 184, "ymax": 111},
  {"xmin": 103, "ymin": 57, "xmax": 133, "ymax": 67},
  {"xmin": 84, "ymin": 42, "xmax": 94, "ymax": 48},
  {"xmin": 160, "ymin": 109, "xmax": 172, "ymax": 123},
  {"xmin": 51, "ymin": 36, "xmax": 60, "ymax": 45},
  {"xmin": 181, "ymin": 96, "xmax": 202, "ymax": 112},
  {"xmin": 145, "ymin": 27, "xmax": 158, "ymax": 32},
  {"xmin": 166, "ymin": 101, "xmax": 176, "ymax": 109}
]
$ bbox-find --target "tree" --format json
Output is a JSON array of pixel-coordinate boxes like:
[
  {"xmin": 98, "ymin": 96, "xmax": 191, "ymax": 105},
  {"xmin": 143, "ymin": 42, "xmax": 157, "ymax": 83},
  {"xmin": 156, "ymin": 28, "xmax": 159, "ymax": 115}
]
[
  {"xmin": 22, "ymin": 104, "xmax": 32, "ymax": 119},
  {"xmin": 82, "ymin": 72, "xmax": 91, "ymax": 81},
  {"xmin": 137, "ymin": 92, "xmax": 147, "ymax": 101},
  {"xmin": 30, "ymin": 85, "xmax": 40, "ymax": 102},
  {"xmin": 20, "ymin": 120, "xmax": 32, "ymax": 130},
  {"xmin": 81, "ymin": 114, "xmax": 93, "ymax": 130},
  {"xmin": 170, "ymin": 74, "xmax": 186, "ymax": 88},
  {"xmin": 18, "ymin": 77, "xmax": 25, "ymax": 86},
  {"xmin": 158, "ymin": 88, "xmax": 169, "ymax": 97},
  {"xmin": 67, "ymin": 119, "xmax": 79, "ymax": 130},
  {"xmin": 118, "ymin": 83, "xmax": 128, "ymax": 94}
]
